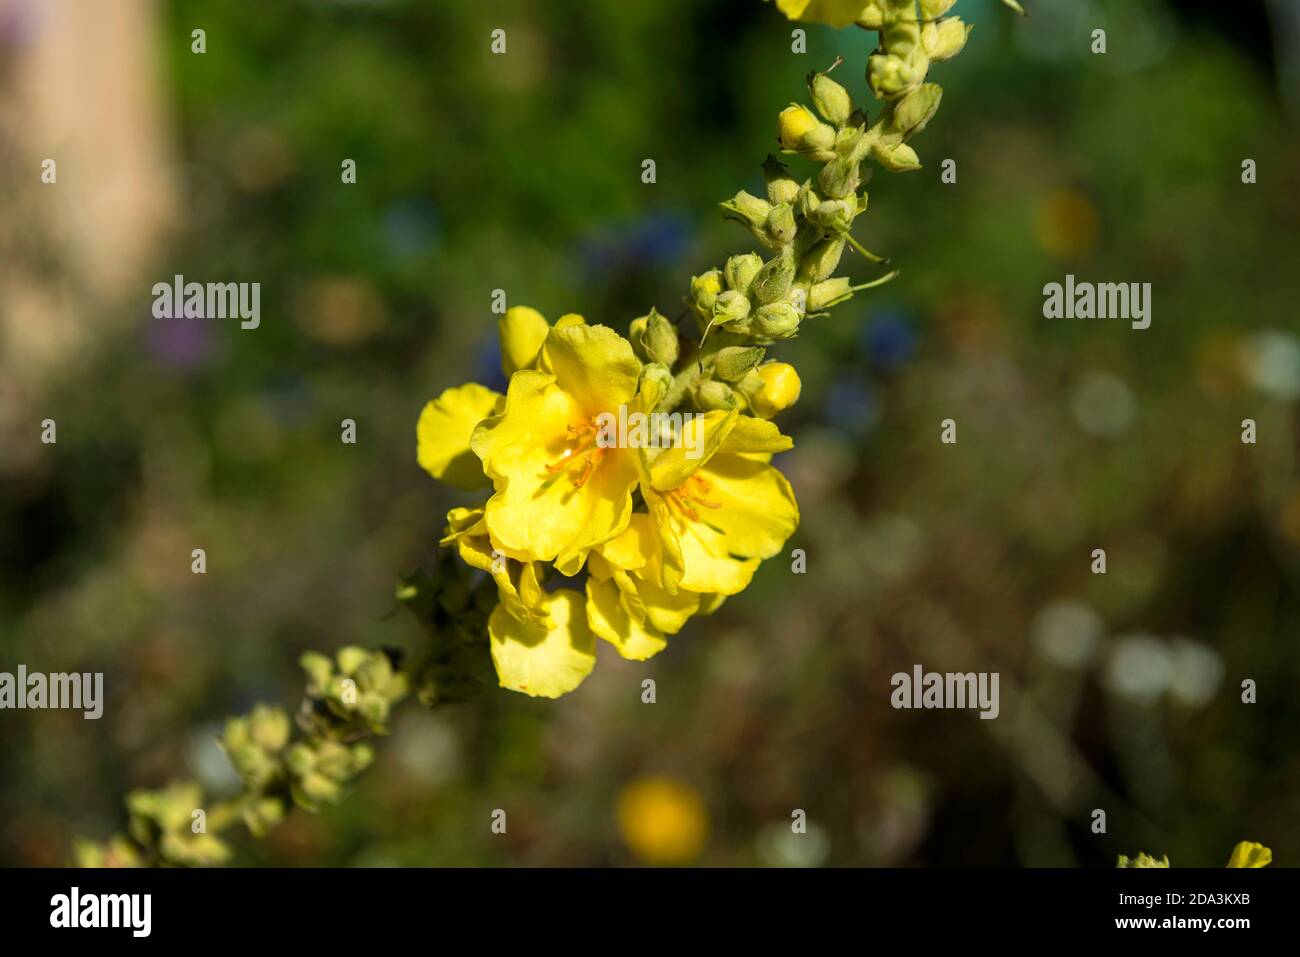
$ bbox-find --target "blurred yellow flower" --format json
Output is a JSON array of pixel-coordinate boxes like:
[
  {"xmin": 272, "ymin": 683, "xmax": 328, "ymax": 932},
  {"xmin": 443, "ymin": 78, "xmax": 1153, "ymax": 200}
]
[
  {"xmin": 775, "ymin": 0, "xmax": 871, "ymax": 29},
  {"xmin": 617, "ymin": 776, "xmax": 708, "ymax": 866},
  {"xmin": 1034, "ymin": 188, "xmax": 1100, "ymax": 260},
  {"xmin": 1226, "ymin": 841, "xmax": 1271, "ymax": 868}
]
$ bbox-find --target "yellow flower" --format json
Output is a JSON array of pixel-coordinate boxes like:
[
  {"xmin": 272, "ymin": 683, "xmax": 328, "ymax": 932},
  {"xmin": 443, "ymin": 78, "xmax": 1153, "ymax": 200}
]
[
  {"xmin": 617, "ymin": 776, "xmax": 708, "ymax": 866},
  {"xmin": 416, "ymin": 382, "xmax": 501, "ymax": 489},
  {"xmin": 472, "ymin": 322, "xmax": 644, "ymax": 576},
  {"xmin": 776, "ymin": 0, "xmax": 872, "ymax": 29},
  {"xmin": 1226, "ymin": 841, "xmax": 1271, "ymax": 868},
  {"xmin": 777, "ymin": 104, "xmax": 831, "ymax": 153},
  {"xmin": 488, "ymin": 589, "xmax": 595, "ymax": 698},
  {"xmin": 585, "ymin": 514, "xmax": 703, "ymax": 662},
  {"xmin": 642, "ymin": 411, "xmax": 799, "ymax": 596}
]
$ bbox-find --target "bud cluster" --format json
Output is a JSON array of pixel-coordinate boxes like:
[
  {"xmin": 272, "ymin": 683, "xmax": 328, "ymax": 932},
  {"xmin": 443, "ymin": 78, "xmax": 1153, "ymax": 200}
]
[{"xmin": 671, "ymin": 0, "xmax": 970, "ymax": 414}]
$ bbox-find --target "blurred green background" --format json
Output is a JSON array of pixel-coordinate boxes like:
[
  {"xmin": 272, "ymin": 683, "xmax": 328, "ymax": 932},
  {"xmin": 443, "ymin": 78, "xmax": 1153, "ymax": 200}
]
[{"xmin": 1, "ymin": 0, "xmax": 1298, "ymax": 866}]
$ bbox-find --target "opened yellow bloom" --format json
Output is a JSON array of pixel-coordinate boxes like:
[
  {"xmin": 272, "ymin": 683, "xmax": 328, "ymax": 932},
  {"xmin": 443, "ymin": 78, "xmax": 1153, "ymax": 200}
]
[
  {"xmin": 472, "ymin": 322, "xmax": 644, "ymax": 576},
  {"xmin": 586, "ymin": 514, "xmax": 703, "ymax": 662},
  {"xmin": 416, "ymin": 383, "xmax": 501, "ymax": 489},
  {"xmin": 642, "ymin": 411, "xmax": 799, "ymax": 596},
  {"xmin": 776, "ymin": 0, "xmax": 872, "ymax": 28},
  {"xmin": 488, "ymin": 588, "xmax": 595, "ymax": 698},
  {"xmin": 1226, "ymin": 841, "xmax": 1271, "ymax": 868}
]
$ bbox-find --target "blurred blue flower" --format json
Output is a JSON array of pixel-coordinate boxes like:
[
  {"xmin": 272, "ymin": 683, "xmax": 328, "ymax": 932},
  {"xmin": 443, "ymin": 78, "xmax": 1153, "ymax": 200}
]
[
  {"xmin": 473, "ymin": 334, "xmax": 509, "ymax": 394},
  {"xmin": 822, "ymin": 379, "xmax": 879, "ymax": 438},
  {"xmin": 382, "ymin": 198, "xmax": 440, "ymax": 260},
  {"xmin": 578, "ymin": 212, "xmax": 692, "ymax": 276},
  {"xmin": 860, "ymin": 308, "xmax": 917, "ymax": 372},
  {"xmin": 144, "ymin": 310, "xmax": 216, "ymax": 371}
]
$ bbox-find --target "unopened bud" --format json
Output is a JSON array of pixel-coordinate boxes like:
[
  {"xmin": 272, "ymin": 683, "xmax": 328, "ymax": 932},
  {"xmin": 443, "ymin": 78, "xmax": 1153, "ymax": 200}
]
[
  {"xmin": 694, "ymin": 379, "xmax": 739, "ymax": 411},
  {"xmin": 808, "ymin": 72, "xmax": 852, "ymax": 127},
  {"xmin": 725, "ymin": 253, "xmax": 763, "ymax": 294},
  {"xmin": 868, "ymin": 52, "xmax": 925, "ymax": 101},
  {"xmin": 722, "ymin": 190, "xmax": 772, "ymax": 230},
  {"xmin": 713, "ymin": 346, "xmax": 765, "ymax": 383},
  {"xmin": 762, "ymin": 155, "xmax": 800, "ymax": 206},
  {"xmin": 640, "ymin": 362, "xmax": 674, "ymax": 405},
  {"xmin": 749, "ymin": 248, "xmax": 796, "ymax": 305},
  {"xmin": 778, "ymin": 104, "xmax": 835, "ymax": 154},
  {"xmin": 712, "ymin": 289, "xmax": 752, "ymax": 328},
  {"xmin": 891, "ymin": 83, "xmax": 942, "ymax": 138},
  {"xmin": 638, "ymin": 309, "xmax": 678, "ymax": 366},
  {"xmin": 799, "ymin": 237, "xmax": 846, "ymax": 283},
  {"xmin": 920, "ymin": 0, "xmax": 957, "ymax": 16},
  {"xmin": 752, "ymin": 302, "xmax": 802, "ymax": 341},
  {"xmin": 809, "ymin": 277, "xmax": 853, "ymax": 310},
  {"xmin": 765, "ymin": 203, "xmax": 798, "ymax": 246},
  {"xmin": 854, "ymin": 0, "xmax": 888, "ymax": 29},
  {"xmin": 874, "ymin": 140, "xmax": 921, "ymax": 172},
  {"xmin": 811, "ymin": 198, "xmax": 857, "ymax": 233},
  {"xmin": 750, "ymin": 362, "xmax": 802, "ymax": 418},
  {"xmin": 690, "ymin": 270, "xmax": 724, "ymax": 316},
  {"xmin": 818, "ymin": 156, "xmax": 861, "ymax": 199},
  {"xmin": 922, "ymin": 18, "xmax": 970, "ymax": 62}
]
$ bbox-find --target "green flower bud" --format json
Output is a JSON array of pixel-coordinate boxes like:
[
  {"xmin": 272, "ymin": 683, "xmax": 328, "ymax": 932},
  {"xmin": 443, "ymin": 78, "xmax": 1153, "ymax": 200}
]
[
  {"xmin": 336, "ymin": 646, "xmax": 368, "ymax": 676},
  {"xmin": 762, "ymin": 155, "xmax": 800, "ymax": 206},
  {"xmin": 721, "ymin": 190, "xmax": 772, "ymax": 230},
  {"xmin": 628, "ymin": 314, "xmax": 650, "ymax": 360},
  {"xmin": 297, "ymin": 771, "xmax": 341, "ymax": 805},
  {"xmin": 777, "ymin": 104, "xmax": 836, "ymax": 154},
  {"xmin": 808, "ymin": 72, "xmax": 852, "ymax": 127},
  {"xmin": 854, "ymin": 0, "xmax": 888, "ymax": 29},
  {"xmin": 920, "ymin": 0, "xmax": 957, "ymax": 17},
  {"xmin": 765, "ymin": 203, "xmax": 798, "ymax": 246},
  {"xmin": 922, "ymin": 18, "xmax": 971, "ymax": 62},
  {"xmin": 799, "ymin": 236, "xmax": 846, "ymax": 282},
  {"xmin": 712, "ymin": 289, "xmax": 752, "ymax": 327},
  {"xmin": 811, "ymin": 198, "xmax": 857, "ymax": 233},
  {"xmin": 640, "ymin": 362, "xmax": 674, "ymax": 404},
  {"xmin": 875, "ymin": 140, "xmax": 921, "ymax": 172},
  {"xmin": 690, "ymin": 270, "xmax": 724, "ymax": 316},
  {"xmin": 818, "ymin": 156, "xmax": 861, "ymax": 200},
  {"xmin": 725, "ymin": 253, "xmax": 763, "ymax": 294},
  {"xmin": 891, "ymin": 83, "xmax": 942, "ymax": 138},
  {"xmin": 752, "ymin": 302, "xmax": 802, "ymax": 341},
  {"xmin": 300, "ymin": 652, "xmax": 333, "ymax": 693},
  {"xmin": 868, "ymin": 51, "xmax": 927, "ymax": 101},
  {"xmin": 749, "ymin": 248, "xmax": 796, "ymax": 305},
  {"xmin": 809, "ymin": 277, "xmax": 854, "ymax": 310},
  {"xmin": 712, "ymin": 346, "xmax": 765, "ymax": 383},
  {"xmin": 639, "ymin": 309, "xmax": 679, "ymax": 366},
  {"xmin": 249, "ymin": 705, "xmax": 290, "ymax": 752},
  {"xmin": 694, "ymin": 379, "xmax": 739, "ymax": 411},
  {"xmin": 797, "ymin": 181, "xmax": 822, "ymax": 220}
]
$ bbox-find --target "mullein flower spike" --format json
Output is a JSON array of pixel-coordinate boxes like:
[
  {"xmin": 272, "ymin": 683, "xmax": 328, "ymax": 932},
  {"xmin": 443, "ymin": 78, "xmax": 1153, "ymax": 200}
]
[{"xmin": 413, "ymin": 1, "xmax": 971, "ymax": 699}]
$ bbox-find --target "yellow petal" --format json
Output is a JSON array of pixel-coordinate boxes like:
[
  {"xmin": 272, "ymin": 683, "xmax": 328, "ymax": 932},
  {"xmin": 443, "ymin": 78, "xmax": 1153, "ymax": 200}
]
[
  {"xmin": 649, "ymin": 410, "xmax": 739, "ymax": 490},
  {"xmin": 489, "ymin": 589, "xmax": 595, "ymax": 698},
  {"xmin": 585, "ymin": 577, "xmax": 668, "ymax": 662},
  {"xmin": 541, "ymin": 323, "xmax": 641, "ymax": 418},
  {"xmin": 1226, "ymin": 841, "xmax": 1272, "ymax": 868},
  {"xmin": 676, "ymin": 519, "xmax": 761, "ymax": 595},
  {"xmin": 718, "ymin": 416, "xmax": 793, "ymax": 456},
  {"xmin": 416, "ymin": 383, "xmax": 501, "ymax": 489},
  {"xmin": 696, "ymin": 454, "xmax": 799, "ymax": 560},
  {"xmin": 498, "ymin": 306, "xmax": 551, "ymax": 376},
  {"xmin": 472, "ymin": 370, "xmax": 639, "ymax": 572}
]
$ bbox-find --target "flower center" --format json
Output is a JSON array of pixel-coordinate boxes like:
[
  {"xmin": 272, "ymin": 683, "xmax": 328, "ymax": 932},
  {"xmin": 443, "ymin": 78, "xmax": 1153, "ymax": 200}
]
[
  {"xmin": 546, "ymin": 420, "xmax": 606, "ymax": 489},
  {"xmin": 663, "ymin": 474, "xmax": 721, "ymax": 522}
]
